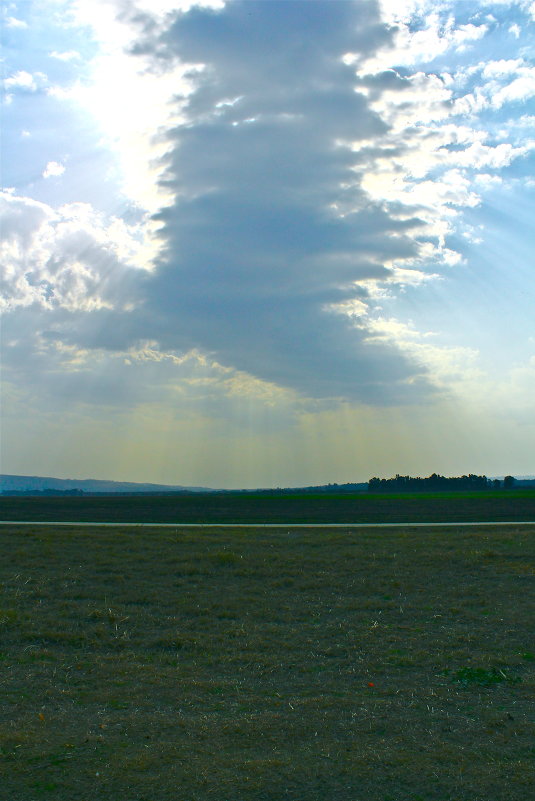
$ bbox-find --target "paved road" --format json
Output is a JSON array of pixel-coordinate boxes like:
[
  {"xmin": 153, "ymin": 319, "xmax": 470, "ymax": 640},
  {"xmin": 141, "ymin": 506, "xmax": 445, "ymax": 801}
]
[{"xmin": 1, "ymin": 521, "xmax": 534, "ymax": 528}]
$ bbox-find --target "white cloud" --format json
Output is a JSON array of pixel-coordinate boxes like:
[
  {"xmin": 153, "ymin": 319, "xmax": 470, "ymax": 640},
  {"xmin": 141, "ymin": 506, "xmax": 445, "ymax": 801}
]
[
  {"xmin": 378, "ymin": 0, "xmax": 452, "ymax": 27},
  {"xmin": 366, "ymin": 71, "xmax": 453, "ymax": 130},
  {"xmin": 42, "ymin": 161, "xmax": 66, "ymax": 178},
  {"xmin": 452, "ymin": 23, "xmax": 488, "ymax": 48},
  {"xmin": 49, "ymin": 50, "xmax": 81, "ymax": 61},
  {"xmin": 365, "ymin": 6, "xmax": 487, "ymax": 71},
  {"xmin": 5, "ymin": 16, "xmax": 28, "ymax": 29},
  {"xmin": 349, "ymin": 10, "xmax": 535, "ymax": 281},
  {"xmin": 366, "ymin": 316, "xmax": 485, "ymax": 388},
  {"xmin": 0, "ymin": 192, "xmax": 152, "ymax": 313},
  {"xmin": 474, "ymin": 173, "xmax": 503, "ymax": 187},
  {"xmin": 482, "ymin": 59, "xmax": 524, "ymax": 78},
  {"xmin": 454, "ymin": 60, "xmax": 535, "ymax": 114},
  {"xmin": 491, "ymin": 72, "xmax": 535, "ymax": 107},
  {"xmin": 453, "ymin": 141, "xmax": 532, "ymax": 168},
  {"xmin": 4, "ymin": 70, "xmax": 47, "ymax": 91}
]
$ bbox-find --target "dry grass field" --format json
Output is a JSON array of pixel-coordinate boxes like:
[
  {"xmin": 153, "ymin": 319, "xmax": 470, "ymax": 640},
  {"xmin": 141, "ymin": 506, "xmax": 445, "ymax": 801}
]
[{"xmin": 1, "ymin": 523, "xmax": 534, "ymax": 800}]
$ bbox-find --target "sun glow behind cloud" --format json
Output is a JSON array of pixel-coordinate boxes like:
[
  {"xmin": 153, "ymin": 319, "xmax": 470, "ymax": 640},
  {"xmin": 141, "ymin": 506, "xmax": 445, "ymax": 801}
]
[{"xmin": 1, "ymin": 0, "xmax": 534, "ymax": 486}]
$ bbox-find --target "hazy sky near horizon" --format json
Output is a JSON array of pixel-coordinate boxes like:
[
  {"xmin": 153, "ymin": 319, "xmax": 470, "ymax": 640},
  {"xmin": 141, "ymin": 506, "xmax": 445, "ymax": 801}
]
[{"xmin": 1, "ymin": 0, "xmax": 534, "ymax": 488}]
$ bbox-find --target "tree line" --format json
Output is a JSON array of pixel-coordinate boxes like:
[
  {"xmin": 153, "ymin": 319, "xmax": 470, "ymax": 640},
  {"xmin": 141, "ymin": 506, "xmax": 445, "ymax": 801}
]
[{"xmin": 367, "ymin": 473, "xmax": 516, "ymax": 492}]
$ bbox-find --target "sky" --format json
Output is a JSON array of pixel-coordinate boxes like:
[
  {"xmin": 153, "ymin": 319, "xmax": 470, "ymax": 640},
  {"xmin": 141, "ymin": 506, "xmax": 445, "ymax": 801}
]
[{"xmin": 1, "ymin": 0, "xmax": 534, "ymax": 488}]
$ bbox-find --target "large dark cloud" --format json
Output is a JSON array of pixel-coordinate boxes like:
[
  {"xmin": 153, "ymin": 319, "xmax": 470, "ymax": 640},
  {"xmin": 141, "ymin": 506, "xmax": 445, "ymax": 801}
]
[{"xmin": 132, "ymin": 0, "xmax": 433, "ymax": 402}]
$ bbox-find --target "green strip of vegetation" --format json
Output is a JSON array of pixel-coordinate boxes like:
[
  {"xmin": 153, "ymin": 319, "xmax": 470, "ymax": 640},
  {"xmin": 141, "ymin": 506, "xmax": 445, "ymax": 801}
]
[{"xmin": 1, "ymin": 489, "xmax": 534, "ymax": 523}]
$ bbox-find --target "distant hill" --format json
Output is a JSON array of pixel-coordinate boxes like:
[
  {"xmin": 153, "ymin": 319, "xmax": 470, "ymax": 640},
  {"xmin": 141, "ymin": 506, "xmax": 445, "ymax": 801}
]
[
  {"xmin": 0, "ymin": 474, "xmax": 368, "ymax": 496},
  {"xmin": 0, "ymin": 474, "xmax": 211, "ymax": 495}
]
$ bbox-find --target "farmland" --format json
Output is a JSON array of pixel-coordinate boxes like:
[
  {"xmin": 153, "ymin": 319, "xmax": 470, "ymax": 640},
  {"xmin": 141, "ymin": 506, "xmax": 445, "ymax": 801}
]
[
  {"xmin": 1, "ymin": 488, "xmax": 534, "ymax": 524},
  {"xmin": 1, "ymin": 522, "xmax": 534, "ymax": 800}
]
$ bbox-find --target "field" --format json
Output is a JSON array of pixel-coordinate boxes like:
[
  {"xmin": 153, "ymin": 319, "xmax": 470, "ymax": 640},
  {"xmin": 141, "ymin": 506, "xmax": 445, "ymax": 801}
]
[
  {"xmin": 1, "ymin": 488, "xmax": 535, "ymax": 524},
  {"xmin": 1, "ymin": 523, "xmax": 534, "ymax": 800}
]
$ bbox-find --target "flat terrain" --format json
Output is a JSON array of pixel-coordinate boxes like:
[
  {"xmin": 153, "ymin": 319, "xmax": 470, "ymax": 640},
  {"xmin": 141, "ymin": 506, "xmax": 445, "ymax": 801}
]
[
  {"xmin": 1, "ymin": 489, "xmax": 535, "ymax": 524},
  {"xmin": 1, "ymin": 523, "xmax": 534, "ymax": 800}
]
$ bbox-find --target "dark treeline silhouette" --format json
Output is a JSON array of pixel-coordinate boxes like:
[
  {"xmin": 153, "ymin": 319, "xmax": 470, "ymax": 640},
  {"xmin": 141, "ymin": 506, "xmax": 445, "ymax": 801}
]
[
  {"xmin": 226, "ymin": 483, "xmax": 368, "ymax": 495},
  {"xmin": 368, "ymin": 473, "xmax": 517, "ymax": 492}
]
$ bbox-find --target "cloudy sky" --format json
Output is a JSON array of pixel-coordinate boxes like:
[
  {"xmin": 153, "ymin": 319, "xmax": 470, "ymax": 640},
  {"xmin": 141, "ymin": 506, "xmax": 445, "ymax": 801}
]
[{"xmin": 2, "ymin": 0, "xmax": 534, "ymax": 488}]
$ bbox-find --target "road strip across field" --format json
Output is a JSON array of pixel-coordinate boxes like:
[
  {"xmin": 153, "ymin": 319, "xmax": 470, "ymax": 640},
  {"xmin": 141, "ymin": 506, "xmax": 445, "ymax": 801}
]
[{"xmin": 1, "ymin": 521, "xmax": 535, "ymax": 527}]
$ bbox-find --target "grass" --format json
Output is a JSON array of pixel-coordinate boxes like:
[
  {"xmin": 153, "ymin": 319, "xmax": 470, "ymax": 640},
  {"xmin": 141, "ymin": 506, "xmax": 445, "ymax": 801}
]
[
  {"xmin": 448, "ymin": 666, "xmax": 522, "ymax": 687},
  {"xmin": 1, "ymin": 523, "xmax": 534, "ymax": 800},
  {"xmin": 1, "ymin": 488, "xmax": 535, "ymax": 524}
]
